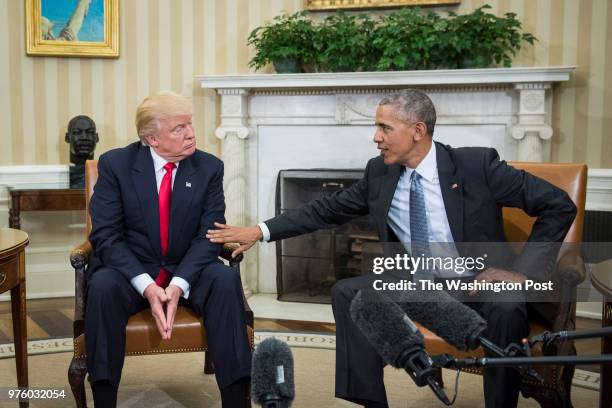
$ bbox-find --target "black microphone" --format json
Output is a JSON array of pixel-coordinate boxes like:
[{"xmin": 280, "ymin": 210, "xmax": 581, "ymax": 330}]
[
  {"xmin": 350, "ymin": 290, "xmax": 451, "ymax": 405},
  {"xmin": 251, "ymin": 337, "xmax": 295, "ymax": 408},
  {"xmin": 395, "ymin": 287, "xmax": 546, "ymax": 382},
  {"xmin": 394, "ymin": 288, "xmax": 487, "ymax": 351}
]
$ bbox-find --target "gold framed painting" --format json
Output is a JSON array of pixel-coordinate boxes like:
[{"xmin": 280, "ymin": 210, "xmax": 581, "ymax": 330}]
[
  {"xmin": 305, "ymin": 0, "xmax": 461, "ymax": 11},
  {"xmin": 26, "ymin": 0, "xmax": 119, "ymax": 58}
]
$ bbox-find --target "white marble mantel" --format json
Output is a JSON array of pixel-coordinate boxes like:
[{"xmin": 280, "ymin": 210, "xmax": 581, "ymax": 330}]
[
  {"xmin": 197, "ymin": 66, "xmax": 574, "ymax": 89},
  {"xmin": 197, "ymin": 67, "xmax": 574, "ymax": 294}
]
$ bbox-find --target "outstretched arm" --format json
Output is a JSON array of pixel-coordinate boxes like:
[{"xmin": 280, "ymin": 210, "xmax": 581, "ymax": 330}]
[
  {"xmin": 207, "ymin": 159, "xmax": 376, "ymax": 256},
  {"xmin": 207, "ymin": 222, "xmax": 263, "ymax": 258}
]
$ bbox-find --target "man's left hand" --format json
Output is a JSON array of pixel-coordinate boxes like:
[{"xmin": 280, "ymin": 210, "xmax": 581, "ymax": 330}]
[
  {"xmin": 164, "ymin": 284, "xmax": 183, "ymax": 339},
  {"xmin": 470, "ymin": 267, "xmax": 526, "ymax": 295}
]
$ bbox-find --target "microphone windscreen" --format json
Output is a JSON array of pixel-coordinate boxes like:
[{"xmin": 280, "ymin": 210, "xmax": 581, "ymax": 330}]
[
  {"xmin": 396, "ymin": 289, "xmax": 487, "ymax": 351},
  {"xmin": 349, "ymin": 290, "xmax": 424, "ymax": 368},
  {"xmin": 251, "ymin": 337, "xmax": 295, "ymax": 405}
]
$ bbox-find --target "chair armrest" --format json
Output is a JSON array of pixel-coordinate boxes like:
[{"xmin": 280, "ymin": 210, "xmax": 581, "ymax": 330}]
[
  {"xmin": 220, "ymin": 243, "xmax": 244, "ymax": 265},
  {"xmin": 218, "ymin": 244, "xmax": 252, "ymax": 324},
  {"xmin": 70, "ymin": 240, "xmax": 92, "ymax": 269},
  {"xmin": 70, "ymin": 240, "xmax": 92, "ymax": 333},
  {"xmin": 554, "ymin": 249, "xmax": 586, "ymax": 287},
  {"xmin": 547, "ymin": 248, "xmax": 584, "ymax": 333}
]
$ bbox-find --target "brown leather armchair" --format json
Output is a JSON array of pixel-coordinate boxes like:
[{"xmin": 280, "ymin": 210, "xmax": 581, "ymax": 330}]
[
  {"xmin": 67, "ymin": 160, "xmax": 254, "ymax": 407},
  {"xmin": 416, "ymin": 162, "xmax": 587, "ymax": 408}
]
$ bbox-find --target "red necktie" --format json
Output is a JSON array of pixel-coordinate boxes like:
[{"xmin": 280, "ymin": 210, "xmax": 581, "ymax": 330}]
[{"xmin": 155, "ymin": 162, "xmax": 176, "ymax": 288}]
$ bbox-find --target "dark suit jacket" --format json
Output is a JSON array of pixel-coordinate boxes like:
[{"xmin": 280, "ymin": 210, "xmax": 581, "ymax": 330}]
[
  {"xmin": 88, "ymin": 141, "xmax": 225, "ymax": 286},
  {"xmin": 265, "ymin": 142, "xmax": 577, "ymax": 281}
]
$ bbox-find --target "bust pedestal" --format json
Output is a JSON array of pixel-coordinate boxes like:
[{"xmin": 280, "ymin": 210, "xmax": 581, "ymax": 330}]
[{"xmin": 69, "ymin": 165, "xmax": 85, "ymax": 189}]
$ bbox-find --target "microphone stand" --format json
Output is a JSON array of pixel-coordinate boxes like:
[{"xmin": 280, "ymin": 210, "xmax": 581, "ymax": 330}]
[
  {"xmin": 432, "ymin": 353, "xmax": 612, "ymax": 370},
  {"xmin": 432, "ymin": 326, "xmax": 612, "ymax": 380},
  {"xmin": 528, "ymin": 326, "xmax": 612, "ymax": 349},
  {"xmin": 395, "ymin": 325, "xmax": 612, "ymax": 406}
]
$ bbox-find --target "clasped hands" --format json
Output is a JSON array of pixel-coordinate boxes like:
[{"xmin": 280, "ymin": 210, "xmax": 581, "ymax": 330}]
[{"xmin": 143, "ymin": 283, "xmax": 183, "ymax": 340}]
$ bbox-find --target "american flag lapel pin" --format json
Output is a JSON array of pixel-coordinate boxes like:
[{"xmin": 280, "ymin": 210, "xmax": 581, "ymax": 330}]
[
  {"xmin": 451, "ymin": 183, "xmax": 459, "ymax": 189},
  {"xmin": 186, "ymin": 182, "xmax": 192, "ymax": 188}
]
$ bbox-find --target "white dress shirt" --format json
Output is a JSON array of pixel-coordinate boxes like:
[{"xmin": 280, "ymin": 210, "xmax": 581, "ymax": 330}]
[
  {"xmin": 260, "ymin": 142, "xmax": 474, "ymax": 278},
  {"xmin": 387, "ymin": 143, "xmax": 472, "ymax": 277},
  {"xmin": 130, "ymin": 148, "xmax": 191, "ymax": 298},
  {"xmin": 387, "ymin": 142, "xmax": 454, "ymax": 246}
]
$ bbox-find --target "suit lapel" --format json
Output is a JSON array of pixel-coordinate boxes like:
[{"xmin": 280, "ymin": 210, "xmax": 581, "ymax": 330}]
[
  {"xmin": 436, "ymin": 142, "xmax": 464, "ymax": 243},
  {"xmin": 169, "ymin": 155, "xmax": 197, "ymax": 249},
  {"xmin": 131, "ymin": 145, "xmax": 162, "ymax": 257},
  {"xmin": 375, "ymin": 164, "xmax": 401, "ymax": 241}
]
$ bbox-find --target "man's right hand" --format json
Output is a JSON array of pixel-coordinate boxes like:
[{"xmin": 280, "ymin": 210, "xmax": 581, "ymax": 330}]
[
  {"xmin": 143, "ymin": 283, "xmax": 170, "ymax": 340},
  {"xmin": 206, "ymin": 222, "xmax": 263, "ymax": 257}
]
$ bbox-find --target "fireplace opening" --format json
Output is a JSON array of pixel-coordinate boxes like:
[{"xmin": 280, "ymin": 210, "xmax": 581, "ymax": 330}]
[{"xmin": 275, "ymin": 169, "xmax": 378, "ymax": 304}]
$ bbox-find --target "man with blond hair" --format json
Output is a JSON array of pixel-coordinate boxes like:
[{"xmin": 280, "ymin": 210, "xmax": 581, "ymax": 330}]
[{"xmin": 86, "ymin": 91, "xmax": 251, "ymax": 407}]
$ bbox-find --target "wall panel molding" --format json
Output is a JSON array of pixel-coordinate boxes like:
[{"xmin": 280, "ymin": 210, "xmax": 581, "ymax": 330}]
[
  {"xmin": 0, "ymin": 165, "xmax": 81, "ymax": 300},
  {"xmin": 586, "ymin": 169, "xmax": 612, "ymax": 211}
]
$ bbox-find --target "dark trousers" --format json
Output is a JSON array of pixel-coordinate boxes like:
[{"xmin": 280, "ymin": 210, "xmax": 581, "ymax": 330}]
[
  {"xmin": 85, "ymin": 262, "xmax": 252, "ymax": 390},
  {"xmin": 331, "ymin": 275, "xmax": 529, "ymax": 408}
]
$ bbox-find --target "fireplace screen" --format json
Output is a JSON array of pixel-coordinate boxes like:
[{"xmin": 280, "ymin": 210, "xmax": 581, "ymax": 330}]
[{"xmin": 275, "ymin": 169, "xmax": 378, "ymax": 303}]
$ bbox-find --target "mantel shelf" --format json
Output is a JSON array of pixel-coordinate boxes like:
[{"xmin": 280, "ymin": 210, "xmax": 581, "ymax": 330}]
[{"xmin": 198, "ymin": 66, "xmax": 575, "ymax": 91}]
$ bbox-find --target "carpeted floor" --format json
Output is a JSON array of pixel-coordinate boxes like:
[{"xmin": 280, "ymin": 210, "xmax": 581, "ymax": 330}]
[{"xmin": 0, "ymin": 345, "xmax": 599, "ymax": 408}]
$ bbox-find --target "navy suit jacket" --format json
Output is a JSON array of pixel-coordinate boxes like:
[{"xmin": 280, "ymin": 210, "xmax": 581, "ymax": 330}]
[
  {"xmin": 265, "ymin": 142, "xmax": 577, "ymax": 281},
  {"xmin": 88, "ymin": 141, "xmax": 225, "ymax": 286}
]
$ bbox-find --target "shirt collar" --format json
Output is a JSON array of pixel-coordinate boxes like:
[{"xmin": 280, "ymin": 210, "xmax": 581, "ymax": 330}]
[
  {"xmin": 407, "ymin": 141, "xmax": 437, "ymax": 182},
  {"xmin": 149, "ymin": 147, "xmax": 179, "ymax": 172}
]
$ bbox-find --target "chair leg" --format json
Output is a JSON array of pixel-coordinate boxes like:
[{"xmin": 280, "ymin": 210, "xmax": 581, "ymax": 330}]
[
  {"xmin": 68, "ymin": 357, "xmax": 88, "ymax": 408},
  {"xmin": 521, "ymin": 386, "xmax": 568, "ymax": 408},
  {"xmin": 521, "ymin": 370, "xmax": 574, "ymax": 408},
  {"xmin": 560, "ymin": 365, "xmax": 575, "ymax": 408},
  {"xmin": 204, "ymin": 352, "xmax": 215, "ymax": 375}
]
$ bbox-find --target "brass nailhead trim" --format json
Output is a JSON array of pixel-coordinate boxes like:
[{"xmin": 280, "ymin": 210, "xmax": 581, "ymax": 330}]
[{"xmin": 74, "ymin": 326, "xmax": 255, "ymax": 359}]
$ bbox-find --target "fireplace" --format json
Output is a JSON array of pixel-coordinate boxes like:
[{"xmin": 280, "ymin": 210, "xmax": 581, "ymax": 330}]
[
  {"xmin": 198, "ymin": 67, "xmax": 574, "ymax": 296},
  {"xmin": 275, "ymin": 169, "xmax": 378, "ymax": 303}
]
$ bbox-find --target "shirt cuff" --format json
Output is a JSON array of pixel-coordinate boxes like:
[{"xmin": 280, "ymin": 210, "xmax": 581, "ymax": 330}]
[
  {"xmin": 258, "ymin": 222, "xmax": 271, "ymax": 242},
  {"xmin": 131, "ymin": 273, "xmax": 155, "ymax": 297},
  {"xmin": 170, "ymin": 276, "xmax": 190, "ymax": 299}
]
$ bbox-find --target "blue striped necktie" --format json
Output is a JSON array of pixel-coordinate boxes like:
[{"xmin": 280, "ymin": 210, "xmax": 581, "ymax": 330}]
[{"xmin": 409, "ymin": 171, "xmax": 431, "ymax": 279}]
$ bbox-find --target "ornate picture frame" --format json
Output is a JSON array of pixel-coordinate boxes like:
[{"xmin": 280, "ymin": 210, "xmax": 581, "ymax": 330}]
[
  {"xmin": 26, "ymin": 0, "xmax": 119, "ymax": 58},
  {"xmin": 305, "ymin": 0, "xmax": 461, "ymax": 11}
]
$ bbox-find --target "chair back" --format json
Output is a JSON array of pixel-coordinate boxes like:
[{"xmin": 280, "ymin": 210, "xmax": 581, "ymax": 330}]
[
  {"xmin": 84, "ymin": 160, "xmax": 98, "ymax": 236},
  {"xmin": 502, "ymin": 162, "xmax": 587, "ymax": 244}
]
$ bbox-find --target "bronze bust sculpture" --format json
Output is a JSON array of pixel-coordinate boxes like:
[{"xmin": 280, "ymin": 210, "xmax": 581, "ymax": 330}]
[{"xmin": 65, "ymin": 115, "xmax": 99, "ymax": 188}]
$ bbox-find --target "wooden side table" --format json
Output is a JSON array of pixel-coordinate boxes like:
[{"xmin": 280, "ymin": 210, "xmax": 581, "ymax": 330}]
[
  {"xmin": 591, "ymin": 259, "xmax": 612, "ymax": 408},
  {"xmin": 9, "ymin": 188, "xmax": 85, "ymax": 229},
  {"xmin": 0, "ymin": 228, "xmax": 29, "ymax": 407}
]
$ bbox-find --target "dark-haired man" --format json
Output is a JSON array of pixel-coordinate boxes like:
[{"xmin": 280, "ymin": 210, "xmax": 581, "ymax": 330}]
[{"xmin": 208, "ymin": 89, "xmax": 576, "ymax": 407}]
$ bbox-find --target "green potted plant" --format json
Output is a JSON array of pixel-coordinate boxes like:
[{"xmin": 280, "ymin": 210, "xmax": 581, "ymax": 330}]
[
  {"xmin": 447, "ymin": 5, "xmax": 537, "ymax": 68},
  {"xmin": 247, "ymin": 11, "xmax": 317, "ymax": 73},
  {"xmin": 247, "ymin": 5, "xmax": 537, "ymax": 73},
  {"xmin": 372, "ymin": 8, "xmax": 447, "ymax": 71},
  {"xmin": 314, "ymin": 12, "xmax": 379, "ymax": 72},
  {"xmin": 371, "ymin": 6, "xmax": 536, "ymax": 71}
]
